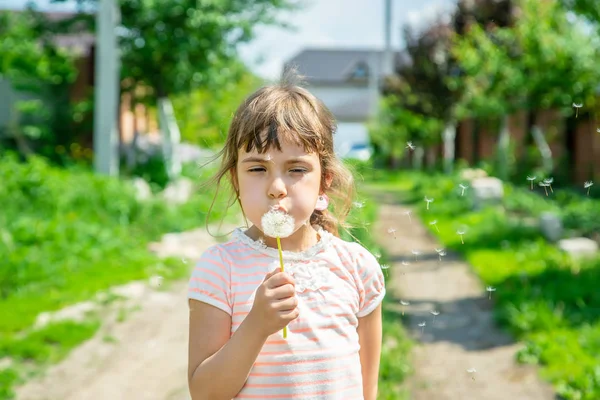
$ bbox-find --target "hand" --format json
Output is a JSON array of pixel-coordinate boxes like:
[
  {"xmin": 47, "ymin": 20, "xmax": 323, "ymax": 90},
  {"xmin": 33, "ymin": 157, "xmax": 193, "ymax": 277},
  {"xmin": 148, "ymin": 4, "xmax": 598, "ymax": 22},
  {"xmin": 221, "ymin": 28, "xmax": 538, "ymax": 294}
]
[{"xmin": 247, "ymin": 268, "xmax": 299, "ymax": 338}]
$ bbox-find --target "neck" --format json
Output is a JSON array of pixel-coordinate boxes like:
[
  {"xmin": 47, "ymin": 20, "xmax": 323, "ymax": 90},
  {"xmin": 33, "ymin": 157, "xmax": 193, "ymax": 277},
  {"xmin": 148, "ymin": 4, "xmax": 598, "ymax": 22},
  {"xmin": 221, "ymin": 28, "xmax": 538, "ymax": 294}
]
[{"xmin": 247, "ymin": 223, "xmax": 320, "ymax": 253}]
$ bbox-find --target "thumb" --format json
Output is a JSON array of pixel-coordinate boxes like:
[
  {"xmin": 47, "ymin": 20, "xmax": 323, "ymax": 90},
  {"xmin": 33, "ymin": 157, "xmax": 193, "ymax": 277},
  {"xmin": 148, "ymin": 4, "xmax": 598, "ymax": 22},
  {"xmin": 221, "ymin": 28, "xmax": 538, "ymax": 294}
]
[{"xmin": 264, "ymin": 267, "xmax": 280, "ymax": 280}]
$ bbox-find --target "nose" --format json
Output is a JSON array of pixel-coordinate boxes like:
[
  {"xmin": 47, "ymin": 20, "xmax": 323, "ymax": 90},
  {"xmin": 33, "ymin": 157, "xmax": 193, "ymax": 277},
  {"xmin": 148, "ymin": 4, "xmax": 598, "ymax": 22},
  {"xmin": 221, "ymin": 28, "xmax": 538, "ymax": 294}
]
[{"xmin": 268, "ymin": 176, "xmax": 287, "ymax": 199}]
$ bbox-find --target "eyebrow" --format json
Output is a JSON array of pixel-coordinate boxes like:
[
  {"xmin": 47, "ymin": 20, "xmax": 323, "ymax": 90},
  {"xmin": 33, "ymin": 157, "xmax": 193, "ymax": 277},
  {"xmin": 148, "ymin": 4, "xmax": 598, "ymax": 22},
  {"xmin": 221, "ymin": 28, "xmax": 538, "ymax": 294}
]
[{"xmin": 241, "ymin": 156, "xmax": 311, "ymax": 164}]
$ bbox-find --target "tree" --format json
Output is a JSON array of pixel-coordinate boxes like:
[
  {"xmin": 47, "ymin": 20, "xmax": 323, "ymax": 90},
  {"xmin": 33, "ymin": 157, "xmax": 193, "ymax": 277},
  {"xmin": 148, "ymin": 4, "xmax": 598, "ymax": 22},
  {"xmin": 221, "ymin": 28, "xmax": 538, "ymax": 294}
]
[{"xmin": 450, "ymin": 0, "xmax": 600, "ymax": 178}]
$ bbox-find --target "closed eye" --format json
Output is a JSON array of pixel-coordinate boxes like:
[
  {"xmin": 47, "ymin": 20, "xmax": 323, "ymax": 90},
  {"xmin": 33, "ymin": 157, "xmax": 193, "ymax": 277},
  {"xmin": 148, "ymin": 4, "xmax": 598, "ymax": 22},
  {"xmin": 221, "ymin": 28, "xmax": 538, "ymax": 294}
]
[
  {"xmin": 248, "ymin": 167, "xmax": 266, "ymax": 173},
  {"xmin": 290, "ymin": 168, "xmax": 308, "ymax": 173}
]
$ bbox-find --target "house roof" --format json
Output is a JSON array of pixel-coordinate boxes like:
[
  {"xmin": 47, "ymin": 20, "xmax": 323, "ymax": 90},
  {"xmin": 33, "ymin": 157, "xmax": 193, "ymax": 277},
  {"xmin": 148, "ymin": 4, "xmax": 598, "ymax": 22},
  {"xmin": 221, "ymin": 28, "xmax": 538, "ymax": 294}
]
[{"xmin": 283, "ymin": 48, "xmax": 409, "ymax": 85}]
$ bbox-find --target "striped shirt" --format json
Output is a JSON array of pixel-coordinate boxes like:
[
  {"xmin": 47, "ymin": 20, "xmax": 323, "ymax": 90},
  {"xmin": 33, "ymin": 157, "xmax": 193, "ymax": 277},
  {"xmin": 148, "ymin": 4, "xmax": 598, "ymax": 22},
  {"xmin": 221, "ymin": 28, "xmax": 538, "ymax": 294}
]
[{"xmin": 188, "ymin": 226, "xmax": 386, "ymax": 399}]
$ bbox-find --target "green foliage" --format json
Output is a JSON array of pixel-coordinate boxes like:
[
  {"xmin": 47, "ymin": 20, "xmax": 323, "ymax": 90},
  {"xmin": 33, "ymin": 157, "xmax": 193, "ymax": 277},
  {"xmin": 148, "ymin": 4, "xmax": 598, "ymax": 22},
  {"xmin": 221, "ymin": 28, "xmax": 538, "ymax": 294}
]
[
  {"xmin": 172, "ymin": 66, "xmax": 263, "ymax": 148},
  {"xmin": 378, "ymin": 169, "xmax": 600, "ymax": 399},
  {"xmin": 0, "ymin": 9, "xmax": 86, "ymax": 160},
  {"xmin": 450, "ymin": 0, "xmax": 600, "ymax": 120}
]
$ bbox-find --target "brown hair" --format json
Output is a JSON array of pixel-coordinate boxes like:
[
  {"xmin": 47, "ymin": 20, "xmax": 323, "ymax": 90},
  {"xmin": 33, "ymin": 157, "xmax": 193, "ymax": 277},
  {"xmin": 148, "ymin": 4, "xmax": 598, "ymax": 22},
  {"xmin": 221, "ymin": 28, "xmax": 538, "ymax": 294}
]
[{"xmin": 203, "ymin": 67, "xmax": 355, "ymax": 237}]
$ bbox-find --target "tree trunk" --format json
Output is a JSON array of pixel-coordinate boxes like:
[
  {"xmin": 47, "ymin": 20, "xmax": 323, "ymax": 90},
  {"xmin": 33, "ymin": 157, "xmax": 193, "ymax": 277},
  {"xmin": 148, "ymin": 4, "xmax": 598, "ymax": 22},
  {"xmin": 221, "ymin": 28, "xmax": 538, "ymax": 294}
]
[
  {"xmin": 531, "ymin": 125, "xmax": 553, "ymax": 174},
  {"xmin": 443, "ymin": 121, "xmax": 456, "ymax": 174},
  {"xmin": 157, "ymin": 96, "xmax": 182, "ymax": 180}
]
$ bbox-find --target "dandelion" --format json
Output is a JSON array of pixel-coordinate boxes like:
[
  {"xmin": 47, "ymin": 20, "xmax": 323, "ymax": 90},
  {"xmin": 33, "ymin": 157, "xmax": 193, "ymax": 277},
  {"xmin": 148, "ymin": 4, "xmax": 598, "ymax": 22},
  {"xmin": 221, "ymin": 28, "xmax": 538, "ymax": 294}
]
[
  {"xmin": 429, "ymin": 220, "xmax": 440, "ymax": 232},
  {"xmin": 424, "ymin": 196, "xmax": 434, "ymax": 210},
  {"xmin": 526, "ymin": 175, "xmax": 536, "ymax": 190},
  {"xmin": 486, "ymin": 286, "xmax": 496, "ymax": 300},
  {"xmin": 418, "ymin": 321, "xmax": 426, "ymax": 334},
  {"xmin": 387, "ymin": 227, "xmax": 397, "ymax": 239},
  {"xmin": 411, "ymin": 249, "xmax": 421, "ymax": 262},
  {"xmin": 353, "ymin": 201, "xmax": 365, "ymax": 209},
  {"xmin": 459, "ymin": 183, "xmax": 469, "ymax": 196},
  {"xmin": 406, "ymin": 141, "xmax": 415, "ymax": 150},
  {"xmin": 400, "ymin": 300, "xmax": 410, "ymax": 315},
  {"xmin": 404, "ymin": 210, "xmax": 412, "ymax": 223},
  {"xmin": 456, "ymin": 229, "xmax": 466, "ymax": 244},
  {"xmin": 467, "ymin": 368, "xmax": 477, "ymax": 381},
  {"xmin": 573, "ymin": 102, "xmax": 583, "ymax": 118},
  {"xmin": 538, "ymin": 181, "xmax": 550, "ymax": 196},
  {"xmin": 543, "ymin": 177, "xmax": 554, "ymax": 193},
  {"xmin": 261, "ymin": 208, "xmax": 296, "ymax": 339},
  {"xmin": 430, "ymin": 310, "xmax": 440, "ymax": 324},
  {"xmin": 584, "ymin": 181, "xmax": 594, "ymax": 196}
]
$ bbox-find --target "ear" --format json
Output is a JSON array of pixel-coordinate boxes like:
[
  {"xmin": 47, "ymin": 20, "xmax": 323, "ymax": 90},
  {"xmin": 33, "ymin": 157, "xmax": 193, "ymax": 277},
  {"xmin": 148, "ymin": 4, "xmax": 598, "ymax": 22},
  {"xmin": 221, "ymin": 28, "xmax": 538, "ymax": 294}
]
[{"xmin": 322, "ymin": 171, "xmax": 333, "ymax": 193}]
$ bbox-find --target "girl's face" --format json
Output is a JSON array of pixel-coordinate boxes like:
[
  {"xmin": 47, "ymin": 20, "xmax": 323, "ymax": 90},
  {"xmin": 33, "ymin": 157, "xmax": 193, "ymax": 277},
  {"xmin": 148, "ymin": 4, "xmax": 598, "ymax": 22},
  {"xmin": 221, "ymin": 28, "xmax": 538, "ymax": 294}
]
[{"xmin": 235, "ymin": 137, "xmax": 322, "ymax": 236}]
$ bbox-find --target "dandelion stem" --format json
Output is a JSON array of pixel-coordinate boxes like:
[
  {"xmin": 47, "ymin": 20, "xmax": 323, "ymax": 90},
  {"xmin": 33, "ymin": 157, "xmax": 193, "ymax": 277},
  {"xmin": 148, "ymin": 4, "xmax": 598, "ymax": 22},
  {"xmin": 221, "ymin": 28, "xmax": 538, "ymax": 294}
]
[
  {"xmin": 549, "ymin": 185, "xmax": 553, "ymax": 193},
  {"xmin": 543, "ymin": 186, "xmax": 548, "ymax": 196},
  {"xmin": 276, "ymin": 236, "xmax": 287, "ymax": 339},
  {"xmin": 530, "ymin": 181, "xmax": 533, "ymax": 190},
  {"xmin": 435, "ymin": 225, "xmax": 439, "ymax": 233},
  {"xmin": 460, "ymin": 235, "xmax": 464, "ymax": 244},
  {"xmin": 588, "ymin": 187, "xmax": 591, "ymax": 196}
]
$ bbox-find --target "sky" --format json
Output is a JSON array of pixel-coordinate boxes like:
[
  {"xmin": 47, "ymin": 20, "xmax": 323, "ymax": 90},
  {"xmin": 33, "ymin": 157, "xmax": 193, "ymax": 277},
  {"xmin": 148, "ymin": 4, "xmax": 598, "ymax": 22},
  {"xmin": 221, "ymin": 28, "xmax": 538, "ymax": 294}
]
[{"xmin": 1, "ymin": 0, "xmax": 457, "ymax": 79}]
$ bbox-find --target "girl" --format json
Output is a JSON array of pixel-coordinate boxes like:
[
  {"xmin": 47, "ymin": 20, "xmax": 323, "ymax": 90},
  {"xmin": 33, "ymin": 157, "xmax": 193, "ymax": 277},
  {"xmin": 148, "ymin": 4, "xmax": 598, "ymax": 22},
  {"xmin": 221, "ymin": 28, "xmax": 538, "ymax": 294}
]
[{"xmin": 187, "ymin": 70, "xmax": 386, "ymax": 400}]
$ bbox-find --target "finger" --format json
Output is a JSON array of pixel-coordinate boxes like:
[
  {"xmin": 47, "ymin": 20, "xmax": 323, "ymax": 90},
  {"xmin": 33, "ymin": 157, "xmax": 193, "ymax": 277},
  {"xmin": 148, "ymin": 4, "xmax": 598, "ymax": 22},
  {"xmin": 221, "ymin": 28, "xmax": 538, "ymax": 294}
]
[
  {"xmin": 266, "ymin": 272, "xmax": 295, "ymax": 288},
  {"xmin": 264, "ymin": 268, "xmax": 280, "ymax": 281},
  {"xmin": 270, "ymin": 284, "xmax": 296, "ymax": 300},
  {"xmin": 274, "ymin": 296, "xmax": 298, "ymax": 312},
  {"xmin": 278, "ymin": 307, "xmax": 300, "ymax": 321}
]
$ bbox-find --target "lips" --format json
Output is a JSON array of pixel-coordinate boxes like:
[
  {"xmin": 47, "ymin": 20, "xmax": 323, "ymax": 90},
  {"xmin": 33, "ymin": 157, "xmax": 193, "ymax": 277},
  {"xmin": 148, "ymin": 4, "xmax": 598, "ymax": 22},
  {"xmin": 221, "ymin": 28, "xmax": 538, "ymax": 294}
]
[{"xmin": 269, "ymin": 205, "xmax": 288, "ymax": 213}]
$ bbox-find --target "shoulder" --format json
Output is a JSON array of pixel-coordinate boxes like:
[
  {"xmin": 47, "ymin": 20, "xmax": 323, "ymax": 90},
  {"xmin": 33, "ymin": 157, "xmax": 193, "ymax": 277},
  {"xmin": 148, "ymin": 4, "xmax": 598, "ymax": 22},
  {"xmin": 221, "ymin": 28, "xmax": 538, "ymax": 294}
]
[{"xmin": 329, "ymin": 236, "xmax": 379, "ymax": 268}]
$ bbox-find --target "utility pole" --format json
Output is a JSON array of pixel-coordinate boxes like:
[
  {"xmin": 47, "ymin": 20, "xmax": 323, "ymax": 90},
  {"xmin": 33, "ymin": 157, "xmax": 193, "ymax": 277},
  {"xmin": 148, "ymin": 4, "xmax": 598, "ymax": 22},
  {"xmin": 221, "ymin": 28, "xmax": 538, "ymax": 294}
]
[{"xmin": 93, "ymin": 0, "xmax": 121, "ymax": 176}]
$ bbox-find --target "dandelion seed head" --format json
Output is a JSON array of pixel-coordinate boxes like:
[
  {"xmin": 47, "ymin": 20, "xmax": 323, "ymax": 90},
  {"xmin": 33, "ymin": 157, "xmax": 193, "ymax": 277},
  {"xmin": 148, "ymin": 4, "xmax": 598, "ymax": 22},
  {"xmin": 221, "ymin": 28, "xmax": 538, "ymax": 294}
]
[
  {"xmin": 411, "ymin": 249, "xmax": 421, "ymax": 255},
  {"xmin": 406, "ymin": 141, "xmax": 415, "ymax": 150},
  {"xmin": 429, "ymin": 220, "xmax": 438, "ymax": 225},
  {"xmin": 380, "ymin": 264, "xmax": 390, "ymax": 270},
  {"xmin": 353, "ymin": 201, "xmax": 365, "ymax": 209},
  {"xmin": 400, "ymin": 300, "xmax": 410, "ymax": 306},
  {"xmin": 401, "ymin": 261, "xmax": 410, "ymax": 266},
  {"xmin": 486, "ymin": 286, "xmax": 496, "ymax": 292},
  {"xmin": 584, "ymin": 181, "xmax": 594, "ymax": 189},
  {"xmin": 538, "ymin": 182, "xmax": 549, "ymax": 187},
  {"xmin": 404, "ymin": 210, "xmax": 412, "ymax": 216},
  {"xmin": 439, "ymin": 250, "xmax": 447, "ymax": 257},
  {"xmin": 424, "ymin": 196, "xmax": 434, "ymax": 203},
  {"xmin": 526, "ymin": 176, "xmax": 536, "ymax": 181},
  {"xmin": 456, "ymin": 229, "xmax": 466, "ymax": 235},
  {"xmin": 573, "ymin": 102, "xmax": 583, "ymax": 108},
  {"xmin": 418, "ymin": 322, "xmax": 426, "ymax": 327},
  {"xmin": 374, "ymin": 252, "xmax": 382, "ymax": 259},
  {"xmin": 467, "ymin": 368, "xmax": 477, "ymax": 373},
  {"xmin": 430, "ymin": 310, "xmax": 440, "ymax": 316},
  {"xmin": 543, "ymin": 177, "xmax": 554, "ymax": 184},
  {"xmin": 435, "ymin": 248, "xmax": 444, "ymax": 253},
  {"xmin": 261, "ymin": 209, "xmax": 295, "ymax": 238},
  {"xmin": 459, "ymin": 183, "xmax": 469, "ymax": 189},
  {"xmin": 387, "ymin": 228, "xmax": 397, "ymax": 234}
]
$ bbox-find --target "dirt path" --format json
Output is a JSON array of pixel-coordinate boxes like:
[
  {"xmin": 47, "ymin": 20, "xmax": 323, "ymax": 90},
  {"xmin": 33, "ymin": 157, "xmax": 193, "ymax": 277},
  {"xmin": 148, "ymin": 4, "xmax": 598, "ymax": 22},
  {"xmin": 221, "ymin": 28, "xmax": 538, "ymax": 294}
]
[
  {"xmin": 15, "ymin": 225, "xmax": 236, "ymax": 400},
  {"xmin": 372, "ymin": 191, "xmax": 556, "ymax": 400}
]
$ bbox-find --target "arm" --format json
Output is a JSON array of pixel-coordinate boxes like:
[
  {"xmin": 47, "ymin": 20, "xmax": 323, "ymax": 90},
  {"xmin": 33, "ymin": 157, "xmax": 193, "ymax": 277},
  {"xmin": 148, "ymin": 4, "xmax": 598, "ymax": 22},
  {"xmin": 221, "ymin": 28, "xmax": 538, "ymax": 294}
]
[
  {"xmin": 188, "ymin": 299, "xmax": 268, "ymax": 400},
  {"xmin": 357, "ymin": 303, "xmax": 383, "ymax": 400}
]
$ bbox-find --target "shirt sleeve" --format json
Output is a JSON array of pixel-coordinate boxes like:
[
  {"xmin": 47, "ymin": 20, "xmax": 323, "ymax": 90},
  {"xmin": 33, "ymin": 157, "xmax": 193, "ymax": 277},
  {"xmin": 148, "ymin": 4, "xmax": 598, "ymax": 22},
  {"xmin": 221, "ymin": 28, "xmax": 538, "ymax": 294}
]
[
  {"xmin": 352, "ymin": 243, "xmax": 386, "ymax": 318},
  {"xmin": 188, "ymin": 245, "xmax": 232, "ymax": 316}
]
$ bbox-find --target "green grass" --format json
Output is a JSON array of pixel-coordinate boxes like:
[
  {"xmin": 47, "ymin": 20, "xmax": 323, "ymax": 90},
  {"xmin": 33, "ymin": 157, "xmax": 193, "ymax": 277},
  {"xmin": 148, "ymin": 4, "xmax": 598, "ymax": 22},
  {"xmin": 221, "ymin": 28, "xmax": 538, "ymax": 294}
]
[
  {"xmin": 0, "ymin": 153, "xmax": 235, "ymax": 399},
  {"xmin": 366, "ymin": 167, "xmax": 600, "ymax": 400}
]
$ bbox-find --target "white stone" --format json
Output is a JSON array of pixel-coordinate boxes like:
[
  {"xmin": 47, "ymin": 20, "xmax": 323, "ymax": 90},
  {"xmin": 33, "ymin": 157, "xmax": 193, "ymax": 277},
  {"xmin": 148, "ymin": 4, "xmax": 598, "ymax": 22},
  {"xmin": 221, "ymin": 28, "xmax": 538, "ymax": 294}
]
[
  {"xmin": 161, "ymin": 177, "xmax": 194, "ymax": 205},
  {"xmin": 131, "ymin": 177, "xmax": 152, "ymax": 201},
  {"xmin": 558, "ymin": 237, "xmax": 599, "ymax": 258},
  {"xmin": 471, "ymin": 177, "xmax": 504, "ymax": 210},
  {"xmin": 539, "ymin": 212, "xmax": 563, "ymax": 242}
]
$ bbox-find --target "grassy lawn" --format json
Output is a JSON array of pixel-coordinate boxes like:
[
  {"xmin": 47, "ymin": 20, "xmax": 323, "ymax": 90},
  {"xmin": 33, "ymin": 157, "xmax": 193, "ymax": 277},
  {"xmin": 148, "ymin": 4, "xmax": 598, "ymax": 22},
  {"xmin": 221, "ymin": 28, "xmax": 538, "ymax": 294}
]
[
  {"xmin": 362, "ymin": 166, "xmax": 600, "ymax": 400},
  {"xmin": 0, "ymin": 154, "xmax": 236, "ymax": 399}
]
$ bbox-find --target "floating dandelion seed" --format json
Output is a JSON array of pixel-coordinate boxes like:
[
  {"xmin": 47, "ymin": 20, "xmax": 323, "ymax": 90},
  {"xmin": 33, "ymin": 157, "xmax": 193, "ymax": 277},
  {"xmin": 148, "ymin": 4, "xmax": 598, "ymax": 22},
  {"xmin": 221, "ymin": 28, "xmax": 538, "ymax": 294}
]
[
  {"xmin": 418, "ymin": 321, "xmax": 426, "ymax": 334},
  {"xmin": 435, "ymin": 248, "xmax": 447, "ymax": 262},
  {"xmin": 597, "ymin": 128, "xmax": 600, "ymax": 134},
  {"xmin": 573, "ymin": 102, "xmax": 583, "ymax": 118},
  {"xmin": 406, "ymin": 141, "xmax": 415, "ymax": 150},
  {"xmin": 353, "ymin": 201, "xmax": 365, "ymax": 209},
  {"xmin": 584, "ymin": 181, "xmax": 594, "ymax": 196},
  {"xmin": 526, "ymin": 175, "xmax": 537, "ymax": 190},
  {"xmin": 181, "ymin": 258, "xmax": 188, "ymax": 264},
  {"xmin": 486, "ymin": 286, "xmax": 496, "ymax": 299},
  {"xmin": 430, "ymin": 310, "xmax": 440, "ymax": 324},
  {"xmin": 539, "ymin": 181, "xmax": 550, "ymax": 196},
  {"xmin": 387, "ymin": 227, "xmax": 397, "ymax": 239},
  {"xmin": 467, "ymin": 368, "xmax": 477, "ymax": 380},
  {"xmin": 401, "ymin": 260, "xmax": 410, "ymax": 266},
  {"xmin": 459, "ymin": 183, "xmax": 469, "ymax": 196},
  {"xmin": 456, "ymin": 229, "xmax": 466, "ymax": 244},
  {"xmin": 429, "ymin": 220, "xmax": 440, "ymax": 232},
  {"xmin": 543, "ymin": 177, "xmax": 554, "ymax": 193},
  {"xmin": 400, "ymin": 300, "xmax": 410, "ymax": 315},
  {"xmin": 411, "ymin": 249, "xmax": 421, "ymax": 262},
  {"xmin": 424, "ymin": 196, "xmax": 434, "ymax": 210},
  {"xmin": 404, "ymin": 210, "xmax": 412, "ymax": 223},
  {"xmin": 380, "ymin": 264, "xmax": 390, "ymax": 277},
  {"xmin": 374, "ymin": 251, "xmax": 382, "ymax": 259},
  {"xmin": 261, "ymin": 208, "xmax": 295, "ymax": 339}
]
